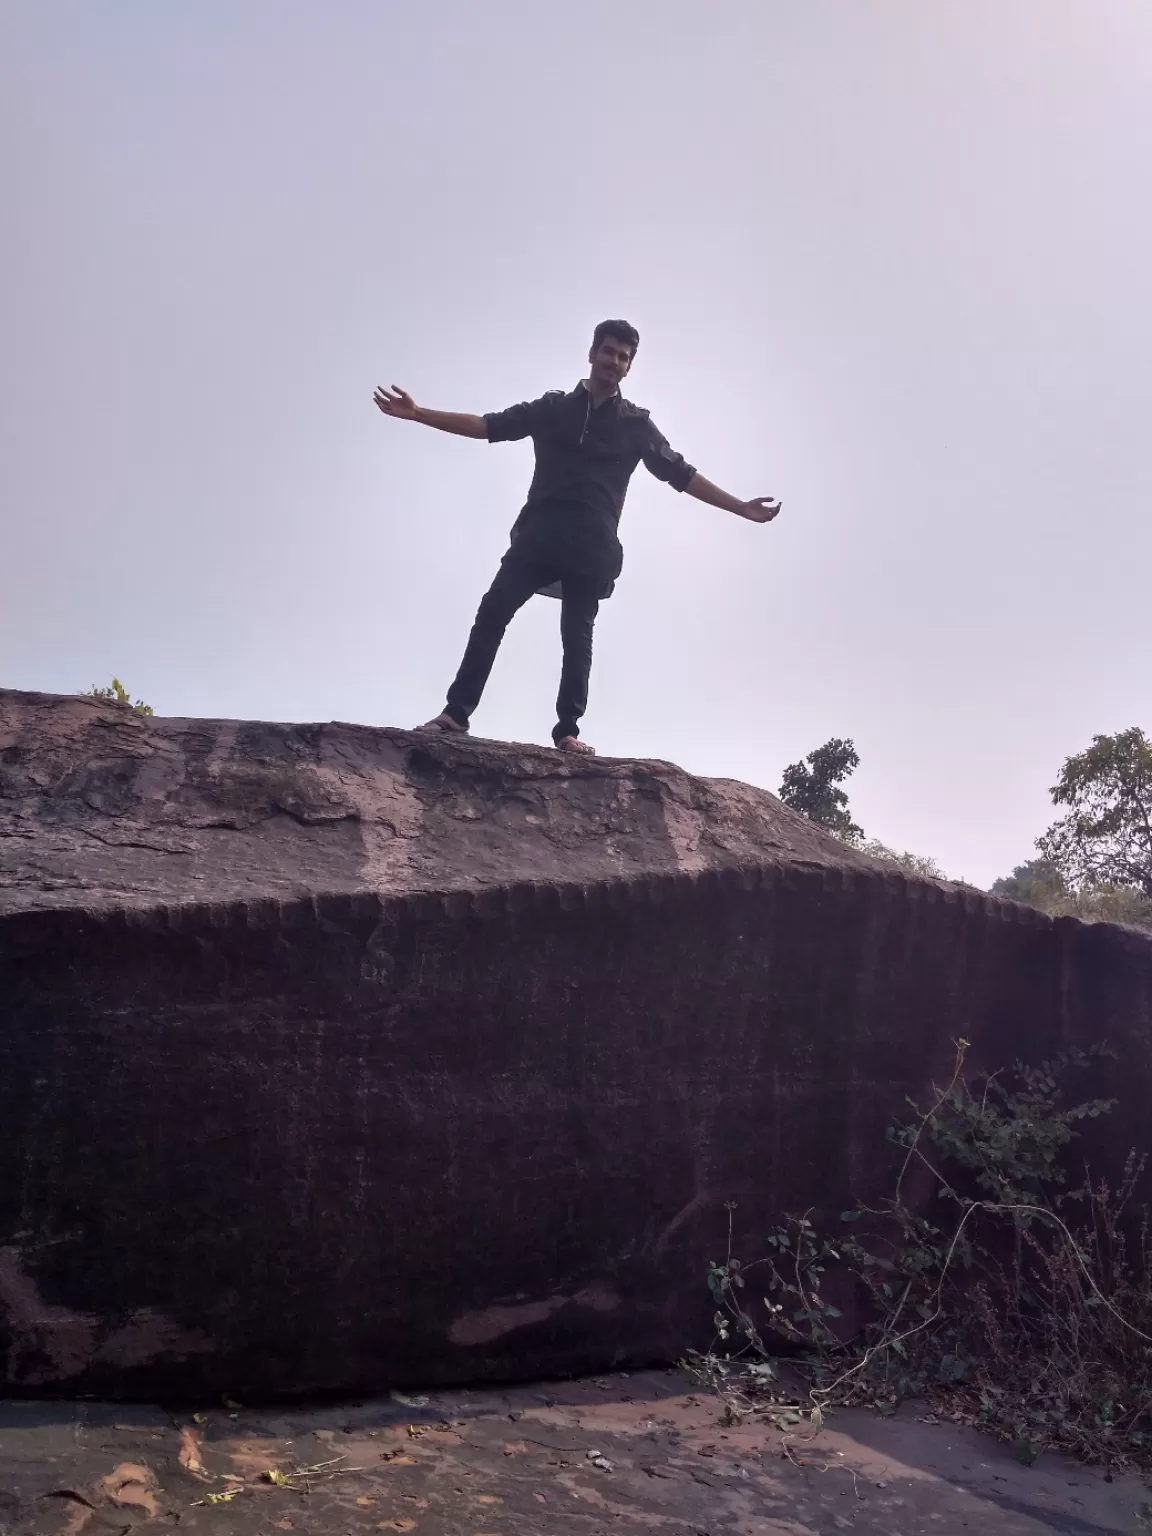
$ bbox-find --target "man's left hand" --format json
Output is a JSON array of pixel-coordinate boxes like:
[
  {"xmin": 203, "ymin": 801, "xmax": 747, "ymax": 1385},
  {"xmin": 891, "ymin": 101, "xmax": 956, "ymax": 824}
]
[{"xmin": 740, "ymin": 497, "xmax": 782, "ymax": 523}]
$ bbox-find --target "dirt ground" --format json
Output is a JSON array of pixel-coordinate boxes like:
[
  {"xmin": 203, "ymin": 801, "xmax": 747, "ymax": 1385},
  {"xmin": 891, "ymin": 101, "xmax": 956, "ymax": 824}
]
[{"xmin": 2, "ymin": 1369, "xmax": 1149, "ymax": 1535}]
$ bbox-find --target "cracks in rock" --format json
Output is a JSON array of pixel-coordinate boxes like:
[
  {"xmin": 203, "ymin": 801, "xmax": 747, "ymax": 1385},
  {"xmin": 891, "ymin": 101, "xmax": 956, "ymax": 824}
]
[{"xmin": 78, "ymin": 828, "xmax": 195, "ymax": 856}]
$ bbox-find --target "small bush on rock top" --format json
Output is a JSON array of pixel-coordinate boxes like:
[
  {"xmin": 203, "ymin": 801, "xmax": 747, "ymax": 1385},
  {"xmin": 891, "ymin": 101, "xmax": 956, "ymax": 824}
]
[{"xmin": 84, "ymin": 677, "xmax": 154, "ymax": 716}]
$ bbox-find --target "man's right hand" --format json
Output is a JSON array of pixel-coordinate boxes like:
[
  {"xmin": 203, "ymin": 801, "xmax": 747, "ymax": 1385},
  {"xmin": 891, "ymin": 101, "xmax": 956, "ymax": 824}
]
[
  {"xmin": 739, "ymin": 497, "xmax": 782, "ymax": 523},
  {"xmin": 371, "ymin": 391, "xmax": 488, "ymax": 439},
  {"xmin": 373, "ymin": 385, "xmax": 421, "ymax": 421}
]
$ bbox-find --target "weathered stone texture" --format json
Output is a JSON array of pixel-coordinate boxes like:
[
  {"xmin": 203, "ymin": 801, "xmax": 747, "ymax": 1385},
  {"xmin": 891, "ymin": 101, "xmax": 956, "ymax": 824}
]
[{"xmin": 1, "ymin": 688, "xmax": 1150, "ymax": 1396}]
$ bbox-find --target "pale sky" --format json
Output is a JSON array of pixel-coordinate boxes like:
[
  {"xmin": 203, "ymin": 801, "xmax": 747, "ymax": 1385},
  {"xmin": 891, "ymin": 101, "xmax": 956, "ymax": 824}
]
[{"xmin": 4, "ymin": 1, "xmax": 1150, "ymax": 888}]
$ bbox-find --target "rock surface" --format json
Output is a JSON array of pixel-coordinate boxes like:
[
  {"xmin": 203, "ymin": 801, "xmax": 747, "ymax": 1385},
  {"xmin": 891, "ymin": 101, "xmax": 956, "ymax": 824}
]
[
  {"xmin": 0, "ymin": 688, "xmax": 888, "ymax": 912},
  {"xmin": 4, "ymin": 1369, "xmax": 1147, "ymax": 1535},
  {"xmin": 1, "ymin": 687, "xmax": 1151, "ymax": 1397}
]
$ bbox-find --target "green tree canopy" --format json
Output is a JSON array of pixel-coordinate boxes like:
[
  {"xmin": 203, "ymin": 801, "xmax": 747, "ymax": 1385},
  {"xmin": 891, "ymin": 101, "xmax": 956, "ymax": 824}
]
[
  {"xmin": 991, "ymin": 855, "xmax": 1152, "ymax": 930},
  {"xmin": 778, "ymin": 737, "xmax": 862, "ymax": 841},
  {"xmin": 990, "ymin": 858, "xmax": 1067, "ymax": 906},
  {"xmin": 1037, "ymin": 727, "xmax": 1152, "ymax": 898}
]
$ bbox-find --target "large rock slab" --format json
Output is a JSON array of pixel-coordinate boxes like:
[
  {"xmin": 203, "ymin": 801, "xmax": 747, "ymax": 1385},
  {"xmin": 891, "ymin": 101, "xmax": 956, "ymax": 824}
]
[{"xmin": 1, "ymin": 688, "xmax": 1150, "ymax": 1397}]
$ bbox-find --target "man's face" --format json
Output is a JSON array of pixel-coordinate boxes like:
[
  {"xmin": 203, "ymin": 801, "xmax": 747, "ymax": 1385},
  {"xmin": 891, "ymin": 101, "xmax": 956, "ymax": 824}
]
[{"xmin": 588, "ymin": 336, "xmax": 634, "ymax": 389}]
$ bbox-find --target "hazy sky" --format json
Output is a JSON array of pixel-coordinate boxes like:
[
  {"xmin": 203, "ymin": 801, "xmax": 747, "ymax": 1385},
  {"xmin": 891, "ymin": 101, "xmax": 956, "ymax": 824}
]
[{"xmin": 4, "ymin": 1, "xmax": 1150, "ymax": 887}]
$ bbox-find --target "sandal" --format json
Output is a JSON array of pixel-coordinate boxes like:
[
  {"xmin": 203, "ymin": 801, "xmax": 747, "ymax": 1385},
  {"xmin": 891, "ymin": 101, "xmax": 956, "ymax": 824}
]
[
  {"xmin": 418, "ymin": 713, "xmax": 469, "ymax": 734},
  {"xmin": 555, "ymin": 736, "xmax": 596, "ymax": 755}
]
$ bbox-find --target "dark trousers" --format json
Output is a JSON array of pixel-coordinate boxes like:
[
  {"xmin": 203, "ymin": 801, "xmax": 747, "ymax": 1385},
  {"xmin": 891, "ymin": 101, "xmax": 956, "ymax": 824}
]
[{"xmin": 444, "ymin": 557, "xmax": 601, "ymax": 742}]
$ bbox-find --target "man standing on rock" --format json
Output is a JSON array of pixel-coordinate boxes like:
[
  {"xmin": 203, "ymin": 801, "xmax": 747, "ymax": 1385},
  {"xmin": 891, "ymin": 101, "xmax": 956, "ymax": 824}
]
[{"xmin": 373, "ymin": 319, "xmax": 781, "ymax": 755}]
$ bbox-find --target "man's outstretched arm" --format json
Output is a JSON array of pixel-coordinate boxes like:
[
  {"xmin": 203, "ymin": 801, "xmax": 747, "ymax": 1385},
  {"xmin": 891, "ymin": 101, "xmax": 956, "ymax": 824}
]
[
  {"xmin": 685, "ymin": 472, "xmax": 782, "ymax": 524},
  {"xmin": 373, "ymin": 386, "xmax": 487, "ymax": 439},
  {"xmin": 642, "ymin": 421, "xmax": 781, "ymax": 524}
]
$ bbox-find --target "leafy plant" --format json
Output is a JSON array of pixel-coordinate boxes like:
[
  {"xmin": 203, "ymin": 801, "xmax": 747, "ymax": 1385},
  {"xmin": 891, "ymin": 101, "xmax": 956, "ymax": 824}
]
[
  {"xmin": 857, "ymin": 839, "xmax": 945, "ymax": 880},
  {"xmin": 688, "ymin": 1041, "xmax": 1152, "ymax": 1471},
  {"xmin": 85, "ymin": 677, "xmax": 154, "ymax": 716}
]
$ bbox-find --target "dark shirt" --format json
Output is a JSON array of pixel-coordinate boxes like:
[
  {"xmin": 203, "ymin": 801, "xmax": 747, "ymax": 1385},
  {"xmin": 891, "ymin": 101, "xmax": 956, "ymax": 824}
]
[{"xmin": 484, "ymin": 381, "xmax": 696, "ymax": 597}]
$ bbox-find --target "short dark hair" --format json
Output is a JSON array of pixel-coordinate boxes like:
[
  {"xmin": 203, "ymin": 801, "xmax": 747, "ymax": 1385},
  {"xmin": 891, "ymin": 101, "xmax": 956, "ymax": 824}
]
[{"xmin": 592, "ymin": 318, "xmax": 640, "ymax": 358}]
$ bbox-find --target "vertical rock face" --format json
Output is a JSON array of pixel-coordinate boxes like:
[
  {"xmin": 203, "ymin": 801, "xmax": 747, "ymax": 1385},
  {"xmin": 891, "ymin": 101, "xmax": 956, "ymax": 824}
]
[{"xmin": 2, "ymin": 688, "xmax": 1150, "ymax": 1397}]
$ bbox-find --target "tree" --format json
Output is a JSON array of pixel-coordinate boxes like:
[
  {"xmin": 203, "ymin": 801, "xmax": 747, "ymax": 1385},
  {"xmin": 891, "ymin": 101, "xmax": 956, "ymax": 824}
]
[
  {"xmin": 778, "ymin": 737, "xmax": 863, "ymax": 841},
  {"xmin": 85, "ymin": 678, "xmax": 154, "ymax": 716},
  {"xmin": 991, "ymin": 856, "xmax": 1152, "ymax": 933},
  {"xmin": 990, "ymin": 858, "xmax": 1067, "ymax": 906},
  {"xmin": 1037, "ymin": 727, "xmax": 1152, "ymax": 898}
]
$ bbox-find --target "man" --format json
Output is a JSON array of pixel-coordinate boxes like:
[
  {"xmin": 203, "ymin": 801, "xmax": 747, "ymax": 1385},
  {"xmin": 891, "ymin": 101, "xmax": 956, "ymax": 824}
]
[{"xmin": 373, "ymin": 319, "xmax": 780, "ymax": 755}]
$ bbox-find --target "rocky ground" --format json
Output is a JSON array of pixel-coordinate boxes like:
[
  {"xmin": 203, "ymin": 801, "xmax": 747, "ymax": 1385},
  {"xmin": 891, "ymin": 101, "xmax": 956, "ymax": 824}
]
[{"xmin": 2, "ymin": 1369, "xmax": 1148, "ymax": 1535}]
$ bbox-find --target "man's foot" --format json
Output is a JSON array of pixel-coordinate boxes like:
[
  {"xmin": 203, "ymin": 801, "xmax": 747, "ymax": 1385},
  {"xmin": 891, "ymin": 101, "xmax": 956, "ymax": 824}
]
[
  {"xmin": 418, "ymin": 712, "xmax": 469, "ymax": 734},
  {"xmin": 555, "ymin": 736, "xmax": 595, "ymax": 755}
]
